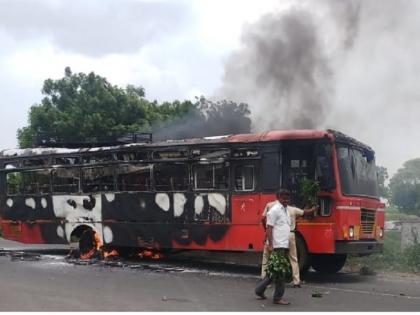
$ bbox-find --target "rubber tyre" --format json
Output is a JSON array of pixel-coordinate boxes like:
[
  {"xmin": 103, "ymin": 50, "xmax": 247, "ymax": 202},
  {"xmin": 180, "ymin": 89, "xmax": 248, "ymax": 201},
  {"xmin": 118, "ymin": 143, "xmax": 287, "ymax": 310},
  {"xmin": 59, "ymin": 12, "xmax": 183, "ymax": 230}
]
[
  {"xmin": 311, "ymin": 254, "xmax": 347, "ymax": 274},
  {"xmin": 78, "ymin": 229, "xmax": 96, "ymax": 256}
]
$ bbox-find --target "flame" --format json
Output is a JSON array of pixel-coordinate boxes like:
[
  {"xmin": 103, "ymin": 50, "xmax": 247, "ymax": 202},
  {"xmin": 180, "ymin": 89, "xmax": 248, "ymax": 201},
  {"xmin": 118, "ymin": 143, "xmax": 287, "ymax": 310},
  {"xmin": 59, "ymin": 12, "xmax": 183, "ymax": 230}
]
[
  {"xmin": 103, "ymin": 249, "xmax": 118, "ymax": 258},
  {"xmin": 137, "ymin": 249, "xmax": 163, "ymax": 260},
  {"xmin": 80, "ymin": 248, "xmax": 95, "ymax": 260},
  {"xmin": 80, "ymin": 230, "xmax": 102, "ymax": 260}
]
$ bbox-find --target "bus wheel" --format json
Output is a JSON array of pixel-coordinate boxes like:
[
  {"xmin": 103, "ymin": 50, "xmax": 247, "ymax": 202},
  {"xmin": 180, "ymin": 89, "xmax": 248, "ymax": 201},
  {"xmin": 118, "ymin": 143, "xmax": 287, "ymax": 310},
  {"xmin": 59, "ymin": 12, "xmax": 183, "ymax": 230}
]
[
  {"xmin": 311, "ymin": 254, "xmax": 347, "ymax": 274},
  {"xmin": 295, "ymin": 234, "xmax": 311, "ymax": 275}
]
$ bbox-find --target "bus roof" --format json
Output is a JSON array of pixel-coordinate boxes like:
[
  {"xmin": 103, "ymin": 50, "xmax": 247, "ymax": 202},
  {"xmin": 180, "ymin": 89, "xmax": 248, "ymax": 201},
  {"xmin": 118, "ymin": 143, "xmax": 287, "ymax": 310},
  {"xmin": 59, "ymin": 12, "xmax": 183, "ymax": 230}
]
[{"xmin": 0, "ymin": 129, "xmax": 372, "ymax": 159}]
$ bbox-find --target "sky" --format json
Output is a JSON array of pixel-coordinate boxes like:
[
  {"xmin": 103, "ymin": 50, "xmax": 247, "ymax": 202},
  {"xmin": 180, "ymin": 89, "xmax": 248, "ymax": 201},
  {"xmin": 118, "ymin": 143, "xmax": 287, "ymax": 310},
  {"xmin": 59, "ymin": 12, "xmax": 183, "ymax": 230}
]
[{"xmin": 1, "ymin": 0, "xmax": 420, "ymax": 177}]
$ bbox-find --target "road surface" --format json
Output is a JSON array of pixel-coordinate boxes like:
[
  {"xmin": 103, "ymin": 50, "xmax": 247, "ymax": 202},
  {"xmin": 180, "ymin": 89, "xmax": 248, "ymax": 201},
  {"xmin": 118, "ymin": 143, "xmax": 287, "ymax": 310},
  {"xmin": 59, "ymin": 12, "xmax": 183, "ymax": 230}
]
[{"xmin": 0, "ymin": 238, "xmax": 419, "ymax": 311}]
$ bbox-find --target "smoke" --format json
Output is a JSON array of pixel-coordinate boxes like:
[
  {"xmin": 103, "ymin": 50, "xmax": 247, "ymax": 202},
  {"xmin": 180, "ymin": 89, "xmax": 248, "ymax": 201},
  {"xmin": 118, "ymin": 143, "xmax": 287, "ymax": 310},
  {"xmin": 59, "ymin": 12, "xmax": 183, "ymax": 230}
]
[
  {"xmin": 152, "ymin": 99, "xmax": 251, "ymax": 141},
  {"xmin": 217, "ymin": 0, "xmax": 361, "ymax": 132}
]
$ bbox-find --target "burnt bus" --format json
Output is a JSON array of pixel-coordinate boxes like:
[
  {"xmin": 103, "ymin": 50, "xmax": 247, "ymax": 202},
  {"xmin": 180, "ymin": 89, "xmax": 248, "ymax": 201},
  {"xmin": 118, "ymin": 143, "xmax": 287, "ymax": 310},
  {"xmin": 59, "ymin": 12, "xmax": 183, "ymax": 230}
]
[{"xmin": 0, "ymin": 129, "xmax": 384, "ymax": 273}]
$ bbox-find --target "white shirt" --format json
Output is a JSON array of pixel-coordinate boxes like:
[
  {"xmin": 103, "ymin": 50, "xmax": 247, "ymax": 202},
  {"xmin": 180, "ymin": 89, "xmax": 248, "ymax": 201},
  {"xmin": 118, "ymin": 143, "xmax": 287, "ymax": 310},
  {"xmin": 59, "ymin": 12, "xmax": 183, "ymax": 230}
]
[{"xmin": 266, "ymin": 201, "xmax": 291, "ymax": 249}]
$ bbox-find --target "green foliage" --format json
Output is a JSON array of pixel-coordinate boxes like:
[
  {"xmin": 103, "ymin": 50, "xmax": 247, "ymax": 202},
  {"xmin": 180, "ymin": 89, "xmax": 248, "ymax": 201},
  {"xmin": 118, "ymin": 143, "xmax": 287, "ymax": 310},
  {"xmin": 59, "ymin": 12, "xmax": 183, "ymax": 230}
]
[
  {"xmin": 377, "ymin": 165, "xmax": 390, "ymax": 199},
  {"xmin": 346, "ymin": 231, "xmax": 405, "ymax": 272},
  {"xmin": 347, "ymin": 231, "xmax": 420, "ymax": 274},
  {"xmin": 385, "ymin": 205, "xmax": 419, "ymax": 221},
  {"xmin": 404, "ymin": 243, "xmax": 420, "ymax": 273},
  {"xmin": 389, "ymin": 158, "xmax": 420, "ymax": 216},
  {"xmin": 265, "ymin": 251, "xmax": 292, "ymax": 281},
  {"xmin": 299, "ymin": 178, "xmax": 320, "ymax": 207},
  {"xmin": 17, "ymin": 68, "xmax": 251, "ymax": 148}
]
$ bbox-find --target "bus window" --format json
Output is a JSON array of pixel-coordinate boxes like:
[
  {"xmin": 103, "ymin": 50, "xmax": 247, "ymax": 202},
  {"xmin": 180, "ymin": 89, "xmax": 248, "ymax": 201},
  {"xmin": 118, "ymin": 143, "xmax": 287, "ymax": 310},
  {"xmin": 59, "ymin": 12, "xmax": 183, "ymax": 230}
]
[
  {"xmin": 116, "ymin": 151, "xmax": 148, "ymax": 161},
  {"xmin": 4, "ymin": 162, "xmax": 20, "ymax": 169},
  {"xmin": 153, "ymin": 150, "xmax": 188, "ymax": 160},
  {"xmin": 235, "ymin": 165, "xmax": 255, "ymax": 191},
  {"xmin": 154, "ymin": 164, "xmax": 188, "ymax": 191},
  {"xmin": 117, "ymin": 164, "xmax": 151, "ymax": 191},
  {"xmin": 6, "ymin": 172, "xmax": 22, "ymax": 195},
  {"xmin": 261, "ymin": 152, "xmax": 280, "ymax": 190},
  {"xmin": 22, "ymin": 158, "xmax": 48, "ymax": 167},
  {"xmin": 194, "ymin": 163, "xmax": 229, "ymax": 190},
  {"xmin": 82, "ymin": 167, "xmax": 115, "ymax": 192},
  {"xmin": 53, "ymin": 157, "xmax": 80, "ymax": 165},
  {"xmin": 52, "ymin": 168, "xmax": 80, "ymax": 193},
  {"xmin": 22, "ymin": 170, "xmax": 51, "ymax": 195},
  {"xmin": 194, "ymin": 164, "xmax": 212, "ymax": 189},
  {"xmin": 82, "ymin": 154, "xmax": 114, "ymax": 164}
]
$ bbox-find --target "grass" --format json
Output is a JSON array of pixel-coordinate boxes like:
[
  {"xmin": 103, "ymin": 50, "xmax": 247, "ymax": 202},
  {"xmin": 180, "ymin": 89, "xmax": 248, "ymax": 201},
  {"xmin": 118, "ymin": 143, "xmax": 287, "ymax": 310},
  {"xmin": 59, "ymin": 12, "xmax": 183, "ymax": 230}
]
[
  {"xmin": 346, "ymin": 231, "xmax": 401, "ymax": 272},
  {"xmin": 346, "ymin": 230, "xmax": 420, "ymax": 274},
  {"xmin": 384, "ymin": 205, "xmax": 420, "ymax": 221}
]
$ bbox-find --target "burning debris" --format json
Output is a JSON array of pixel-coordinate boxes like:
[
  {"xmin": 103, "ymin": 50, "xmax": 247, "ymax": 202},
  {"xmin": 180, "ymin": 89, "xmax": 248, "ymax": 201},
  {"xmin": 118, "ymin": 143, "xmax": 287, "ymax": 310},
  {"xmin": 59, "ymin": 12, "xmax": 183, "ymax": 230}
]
[
  {"xmin": 137, "ymin": 249, "xmax": 163, "ymax": 260},
  {"xmin": 66, "ymin": 229, "xmax": 163, "ymax": 264},
  {"xmin": 103, "ymin": 249, "xmax": 118, "ymax": 259}
]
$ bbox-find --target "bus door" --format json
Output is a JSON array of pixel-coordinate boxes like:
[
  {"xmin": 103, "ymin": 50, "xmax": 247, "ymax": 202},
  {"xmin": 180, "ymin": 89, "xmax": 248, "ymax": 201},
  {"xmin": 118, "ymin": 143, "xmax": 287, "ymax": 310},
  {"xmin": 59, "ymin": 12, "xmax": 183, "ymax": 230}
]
[{"xmin": 231, "ymin": 160, "xmax": 260, "ymax": 225}]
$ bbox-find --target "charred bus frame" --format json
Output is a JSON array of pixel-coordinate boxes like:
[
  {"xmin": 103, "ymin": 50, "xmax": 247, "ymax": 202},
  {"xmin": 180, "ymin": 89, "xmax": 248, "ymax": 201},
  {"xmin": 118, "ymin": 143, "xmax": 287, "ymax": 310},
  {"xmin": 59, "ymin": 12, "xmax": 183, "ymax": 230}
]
[{"xmin": 0, "ymin": 129, "xmax": 384, "ymax": 273}]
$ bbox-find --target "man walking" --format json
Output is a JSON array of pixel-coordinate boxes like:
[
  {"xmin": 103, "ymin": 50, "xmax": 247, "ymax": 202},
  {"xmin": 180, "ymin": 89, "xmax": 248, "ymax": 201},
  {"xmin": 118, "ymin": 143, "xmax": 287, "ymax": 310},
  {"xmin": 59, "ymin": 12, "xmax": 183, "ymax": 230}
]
[
  {"xmin": 260, "ymin": 201, "xmax": 317, "ymax": 285},
  {"xmin": 255, "ymin": 189, "xmax": 292, "ymax": 305}
]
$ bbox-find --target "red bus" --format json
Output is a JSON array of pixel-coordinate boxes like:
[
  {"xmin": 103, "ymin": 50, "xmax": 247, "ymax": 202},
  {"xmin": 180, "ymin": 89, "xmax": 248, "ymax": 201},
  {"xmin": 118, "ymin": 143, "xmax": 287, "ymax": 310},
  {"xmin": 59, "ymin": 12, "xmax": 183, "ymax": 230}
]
[{"xmin": 0, "ymin": 129, "xmax": 384, "ymax": 273}]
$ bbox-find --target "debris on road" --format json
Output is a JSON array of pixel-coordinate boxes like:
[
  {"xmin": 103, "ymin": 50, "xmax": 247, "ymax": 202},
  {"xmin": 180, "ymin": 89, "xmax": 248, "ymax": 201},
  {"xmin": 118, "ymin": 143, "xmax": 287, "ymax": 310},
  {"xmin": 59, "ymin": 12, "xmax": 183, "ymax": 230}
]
[{"xmin": 311, "ymin": 291, "xmax": 323, "ymax": 298}]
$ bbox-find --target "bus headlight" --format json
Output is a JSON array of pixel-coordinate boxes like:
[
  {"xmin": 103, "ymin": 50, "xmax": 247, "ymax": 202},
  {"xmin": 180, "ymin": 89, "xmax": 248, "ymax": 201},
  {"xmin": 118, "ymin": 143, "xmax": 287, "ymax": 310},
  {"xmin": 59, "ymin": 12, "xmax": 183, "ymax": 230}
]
[
  {"xmin": 349, "ymin": 226, "xmax": 354, "ymax": 238},
  {"xmin": 379, "ymin": 228, "xmax": 384, "ymax": 238}
]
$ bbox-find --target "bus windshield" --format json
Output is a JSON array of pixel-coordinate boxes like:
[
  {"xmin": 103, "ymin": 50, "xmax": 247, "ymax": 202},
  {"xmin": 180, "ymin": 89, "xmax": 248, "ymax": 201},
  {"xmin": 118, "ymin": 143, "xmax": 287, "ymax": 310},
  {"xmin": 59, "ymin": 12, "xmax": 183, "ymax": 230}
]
[{"xmin": 337, "ymin": 144, "xmax": 379, "ymax": 198}]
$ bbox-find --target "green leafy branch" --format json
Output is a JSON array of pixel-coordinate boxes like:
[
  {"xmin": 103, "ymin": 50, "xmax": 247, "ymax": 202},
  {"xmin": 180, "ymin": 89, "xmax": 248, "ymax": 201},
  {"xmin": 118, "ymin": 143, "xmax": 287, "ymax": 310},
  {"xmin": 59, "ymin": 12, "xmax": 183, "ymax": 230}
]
[
  {"xmin": 265, "ymin": 251, "xmax": 292, "ymax": 281},
  {"xmin": 300, "ymin": 178, "xmax": 320, "ymax": 207}
]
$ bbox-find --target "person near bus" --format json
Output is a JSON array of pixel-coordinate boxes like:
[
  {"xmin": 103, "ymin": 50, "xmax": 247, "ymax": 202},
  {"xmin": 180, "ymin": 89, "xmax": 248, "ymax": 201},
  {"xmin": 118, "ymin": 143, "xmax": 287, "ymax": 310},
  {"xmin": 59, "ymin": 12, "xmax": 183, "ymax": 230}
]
[
  {"xmin": 260, "ymin": 195, "xmax": 317, "ymax": 287},
  {"xmin": 287, "ymin": 205, "xmax": 317, "ymax": 287},
  {"xmin": 255, "ymin": 189, "xmax": 292, "ymax": 305}
]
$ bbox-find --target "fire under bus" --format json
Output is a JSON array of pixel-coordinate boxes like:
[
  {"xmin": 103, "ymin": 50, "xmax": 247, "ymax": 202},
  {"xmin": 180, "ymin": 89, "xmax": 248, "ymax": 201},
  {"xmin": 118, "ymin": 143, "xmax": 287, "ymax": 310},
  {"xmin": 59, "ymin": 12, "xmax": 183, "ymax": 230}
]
[{"xmin": 0, "ymin": 129, "xmax": 384, "ymax": 273}]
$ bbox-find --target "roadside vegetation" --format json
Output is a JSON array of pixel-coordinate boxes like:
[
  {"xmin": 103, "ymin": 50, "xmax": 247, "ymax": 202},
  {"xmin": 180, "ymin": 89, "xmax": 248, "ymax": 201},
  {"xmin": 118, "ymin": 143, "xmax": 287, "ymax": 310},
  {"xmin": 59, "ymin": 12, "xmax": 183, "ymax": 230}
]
[{"xmin": 346, "ymin": 224, "xmax": 420, "ymax": 275}]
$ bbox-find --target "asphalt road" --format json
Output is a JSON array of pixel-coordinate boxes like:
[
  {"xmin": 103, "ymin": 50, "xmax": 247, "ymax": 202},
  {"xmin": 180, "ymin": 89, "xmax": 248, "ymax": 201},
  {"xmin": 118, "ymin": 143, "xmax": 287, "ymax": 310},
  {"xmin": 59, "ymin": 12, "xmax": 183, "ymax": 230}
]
[{"xmin": 0, "ymin": 238, "xmax": 419, "ymax": 311}]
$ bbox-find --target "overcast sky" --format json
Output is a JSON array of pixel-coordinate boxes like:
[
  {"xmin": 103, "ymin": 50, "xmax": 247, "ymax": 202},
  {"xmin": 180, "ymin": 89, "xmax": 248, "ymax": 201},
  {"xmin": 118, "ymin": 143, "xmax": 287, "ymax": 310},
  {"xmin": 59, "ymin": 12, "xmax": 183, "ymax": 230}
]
[{"xmin": 1, "ymin": 0, "xmax": 420, "ymax": 176}]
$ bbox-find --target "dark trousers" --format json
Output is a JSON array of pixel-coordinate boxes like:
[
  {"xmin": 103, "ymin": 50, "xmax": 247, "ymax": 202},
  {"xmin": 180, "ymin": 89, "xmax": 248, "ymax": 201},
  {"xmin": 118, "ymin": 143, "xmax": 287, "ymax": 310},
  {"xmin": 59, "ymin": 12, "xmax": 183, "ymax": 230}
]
[{"xmin": 255, "ymin": 248, "xmax": 287, "ymax": 302}]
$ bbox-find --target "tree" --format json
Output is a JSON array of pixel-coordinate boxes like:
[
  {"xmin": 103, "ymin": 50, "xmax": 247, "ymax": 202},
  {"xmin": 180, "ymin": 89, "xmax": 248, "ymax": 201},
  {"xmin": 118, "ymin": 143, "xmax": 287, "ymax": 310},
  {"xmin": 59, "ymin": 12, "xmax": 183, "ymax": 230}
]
[
  {"xmin": 389, "ymin": 158, "xmax": 420, "ymax": 216},
  {"xmin": 18, "ymin": 68, "xmax": 252, "ymax": 148},
  {"xmin": 376, "ymin": 165, "xmax": 390, "ymax": 199},
  {"xmin": 18, "ymin": 67, "xmax": 153, "ymax": 147}
]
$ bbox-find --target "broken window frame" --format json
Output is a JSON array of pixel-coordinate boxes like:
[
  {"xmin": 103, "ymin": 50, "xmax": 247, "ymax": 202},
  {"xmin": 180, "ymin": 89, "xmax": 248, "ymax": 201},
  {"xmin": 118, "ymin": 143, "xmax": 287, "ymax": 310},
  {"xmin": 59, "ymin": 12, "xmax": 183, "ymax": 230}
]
[
  {"xmin": 234, "ymin": 164, "xmax": 256, "ymax": 192},
  {"xmin": 52, "ymin": 167, "xmax": 81, "ymax": 194},
  {"xmin": 115, "ymin": 151, "xmax": 149, "ymax": 162},
  {"xmin": 53, "ymin": 156, "xmax": 80, "ymax": 166},
  {"xmin": 82, "ymin": 153, "xmax": 115, "ymax": 165},
  {"xmin": 6, "ymin": 171, "xmax": 23, "ymax": 196},
  {"xmin": 22, "ymin": 158, "xmax": 49, "ymax": 168},
  {"xmin": 20, "ymin": 169, "xmax": 51, "ymax": 195},
  {"xmin": 191, "ymin": 148, "xmax": 230, "ymax": 161},
  {"xmin": 153, "ymin": 162, "xmax": 189, "ymax": 192},
  {"xmin": 152, "ymin": 150, "xmax": 189, "ymax": 160},
  {"xmin": 116, "ymin": 163, "xmax": 152, "ymax": 192},
  {"xmin": 81, "ymin": 166, "xmax": 116, "ymax": 193},
  {"xmin": 193, "ymin": 161, "xmax": 230, "ymax": 191}
]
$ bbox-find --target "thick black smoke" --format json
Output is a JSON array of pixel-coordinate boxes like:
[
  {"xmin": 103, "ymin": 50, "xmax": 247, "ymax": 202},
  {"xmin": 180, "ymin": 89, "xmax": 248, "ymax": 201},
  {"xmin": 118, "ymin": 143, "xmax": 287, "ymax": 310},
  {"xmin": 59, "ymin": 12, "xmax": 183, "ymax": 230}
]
[
  {"xmin": 152, "ymin": 98, "xmax": 251, "ymax": 141},
  {"xmin": 217, "ymin": 1, "xmax": 362, "ymax": 132}
]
